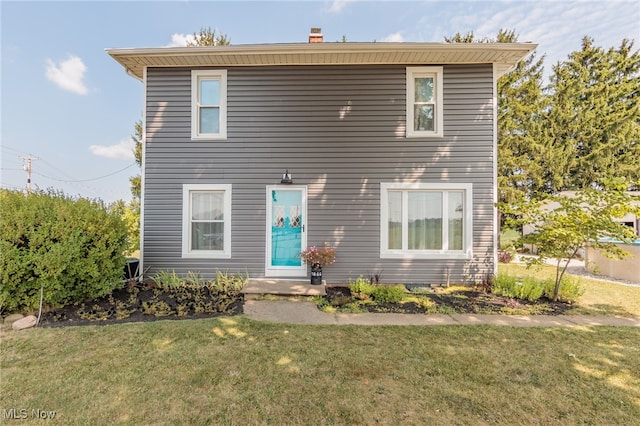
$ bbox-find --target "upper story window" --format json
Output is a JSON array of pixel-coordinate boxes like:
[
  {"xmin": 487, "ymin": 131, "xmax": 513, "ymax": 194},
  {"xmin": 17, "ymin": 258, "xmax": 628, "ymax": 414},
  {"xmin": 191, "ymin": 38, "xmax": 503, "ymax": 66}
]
[
  {"xmin": 191, "ymin": 70, "xmax": 227, "ymax": 140},
  {"xmin": 406, "ymin": 66, "xmax": 443, "ymax": 138},
  {"xmin": 380, "ymin": 182, "xmax": 472, "ymax": 259}
]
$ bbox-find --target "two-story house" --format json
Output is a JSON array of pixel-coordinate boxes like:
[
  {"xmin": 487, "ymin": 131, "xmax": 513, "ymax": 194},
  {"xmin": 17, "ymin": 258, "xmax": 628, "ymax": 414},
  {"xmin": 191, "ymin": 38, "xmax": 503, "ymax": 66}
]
[{"xmin": 107, "ymin": 29, "xmax": 536, "ymax": 285}]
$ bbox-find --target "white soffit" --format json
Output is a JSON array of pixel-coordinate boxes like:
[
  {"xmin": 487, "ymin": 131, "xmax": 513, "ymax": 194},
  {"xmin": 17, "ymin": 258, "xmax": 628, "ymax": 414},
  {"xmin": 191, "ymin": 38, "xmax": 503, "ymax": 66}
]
[{"xmin": 107, "ymin": 42, "xmax": 537, "ymax": 80}]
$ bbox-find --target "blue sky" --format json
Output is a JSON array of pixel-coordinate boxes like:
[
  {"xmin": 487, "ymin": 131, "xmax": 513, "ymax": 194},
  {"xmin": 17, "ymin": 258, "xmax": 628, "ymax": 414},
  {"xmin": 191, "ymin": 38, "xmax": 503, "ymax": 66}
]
[{"xmin": 2, "ymin": 0, "xmax": 638, "ymax": 203}]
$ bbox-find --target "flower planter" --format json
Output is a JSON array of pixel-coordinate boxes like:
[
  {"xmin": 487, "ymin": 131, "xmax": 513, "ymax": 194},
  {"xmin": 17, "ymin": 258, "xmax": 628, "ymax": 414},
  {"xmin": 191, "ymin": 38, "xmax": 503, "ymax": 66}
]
[{"xmin": 310, "ymin": 264, "xmax": 322, "ymax": 285}]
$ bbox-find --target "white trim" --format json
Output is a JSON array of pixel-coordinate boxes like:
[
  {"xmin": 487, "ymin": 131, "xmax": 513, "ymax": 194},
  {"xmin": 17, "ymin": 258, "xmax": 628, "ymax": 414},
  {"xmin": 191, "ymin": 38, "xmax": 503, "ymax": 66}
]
[
  {"xmin": 182, "ymin": 184, "xmax": 232, "ymax": 259},
  {"xmin": 380, "ymin": 182, "xmax": 473, "ymax": 259},
  {"xmin": 265, "ymin": 185, "xmax": 307, "ymax": 277},
  {"xmin": 492, "ymin": 63, "xmax": 499, "ymax": 275},
  {"xmin": 406, "ymin": 66, "xmax": 444, "ymax": 138},
  {"xmin": 139, "ymin": 67, "xmax": 147, "ymax": 277},
  {"xmin": 191, "ymin": 70, "xmax": 227, "ymax": 140}
]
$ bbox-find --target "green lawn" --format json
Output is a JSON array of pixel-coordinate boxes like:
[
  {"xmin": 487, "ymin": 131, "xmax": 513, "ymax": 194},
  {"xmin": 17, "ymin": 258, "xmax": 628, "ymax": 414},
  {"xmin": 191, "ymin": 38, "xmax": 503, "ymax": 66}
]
[
  {"xmin": 2, "ymin": 317, "xmax": 639, "ymax": 425},
  {"xmin": 499, "ymin": 263, "xmax": 640, "ymax": 317}
]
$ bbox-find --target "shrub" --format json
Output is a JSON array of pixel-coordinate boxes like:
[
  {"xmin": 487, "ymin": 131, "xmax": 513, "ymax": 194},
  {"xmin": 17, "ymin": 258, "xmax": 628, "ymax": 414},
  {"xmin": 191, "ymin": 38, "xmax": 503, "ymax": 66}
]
[
  {"xmin": 349, "ymin": 276, "xmax": 376, "ymax": 299},
  {"xmin": 0, "ymin": 189, "xmax": 128, "ymax": 314},
  {"xmin": 152, "ymin": 270, "xmax": 183, "ymax": 288},
  {"xmin": 493, "ymin": 274, "xmax": 544, "ymax": 301},
  {"xmin": 544, "ymin": 275, "xmax": 584, "ymax": 303},
  {"xmin": 518, "ymin": 277, "xmax": 546, "ymax": 301},
  {"xmin": 371, "ymin": 285, "xmax": 406, "ymax": 303},
  {"xmin": 498, "ymin": 251, "xmax": 514, "ymax": 263},
  {"xmin": 493, "ymin": 273, "xmax": 518, "ymax": 298}
]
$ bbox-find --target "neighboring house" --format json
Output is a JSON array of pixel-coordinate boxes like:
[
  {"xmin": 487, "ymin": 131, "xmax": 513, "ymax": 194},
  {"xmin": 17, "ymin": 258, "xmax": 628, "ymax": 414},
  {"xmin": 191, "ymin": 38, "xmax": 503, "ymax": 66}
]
[{"xmin": 107, "ymin": 29, "xmax": 536, "ymax": 285}]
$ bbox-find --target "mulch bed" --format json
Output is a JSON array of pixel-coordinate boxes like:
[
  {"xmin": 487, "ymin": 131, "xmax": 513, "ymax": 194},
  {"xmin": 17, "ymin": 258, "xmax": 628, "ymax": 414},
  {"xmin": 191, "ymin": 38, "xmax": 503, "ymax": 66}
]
[
  {"xmin": 33, "ymin": 284, "xmax": 575, "ymax": 328},
  {"xmin": 38, "ymin": 284, "xmax": 244, "ymax": 328},
  {"xmin": 325, "ymin": 286, "xmax": 575, "ymax": 315}
]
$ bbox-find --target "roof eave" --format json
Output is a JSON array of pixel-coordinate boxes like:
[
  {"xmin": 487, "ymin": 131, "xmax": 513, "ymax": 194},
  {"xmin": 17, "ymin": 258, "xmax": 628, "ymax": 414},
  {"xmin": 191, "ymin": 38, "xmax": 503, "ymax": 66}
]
[{"xmin": 106, "ymin": 42, "xmax": 538, "ymax": 80}]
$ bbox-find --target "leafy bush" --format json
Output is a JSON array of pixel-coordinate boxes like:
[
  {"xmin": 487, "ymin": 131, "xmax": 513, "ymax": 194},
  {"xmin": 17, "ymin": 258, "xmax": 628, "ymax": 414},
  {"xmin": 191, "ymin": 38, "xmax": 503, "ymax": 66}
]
[
  {"xmin": 0, "ymin": 189, "xmax": 128, "ymax": 314},
  {"xmin": 493, "ymin": 274, "xmax": 544, "ymax": 301},
  {"xmin": 493, "ymin": 273, "xmax": 518, "ymax": 298},
  {"xmin": 371, "ymin": 285, "xmax": 406, "ymax": 303},
  {"xmin": 494, "ymin": 273, "xmax": 583, "ymax": 303},
  {"xmin": 498, "ymin": 251, "xmax": 514, "ymax": 263},
  {"xmin": 151, "ymin": 269, "xmax": 247, "ymax": 293},
  {"xmin": 518, "ymin": 277, "xmax": 546, "ymax": 301},
  {"xmin": 544, "ymin": 275, "xmax": 584, "ymax": 303},
  {"xmin": 349, "ymin": 276, "xmax": 376, "ymax": 300}
]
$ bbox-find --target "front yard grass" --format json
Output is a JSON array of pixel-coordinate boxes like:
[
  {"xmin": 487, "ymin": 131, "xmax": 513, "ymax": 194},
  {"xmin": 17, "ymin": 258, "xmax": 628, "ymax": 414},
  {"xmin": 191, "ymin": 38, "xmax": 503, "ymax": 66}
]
[
  {"xmin": 499, "ymin": 263, "xmax": 640, "ymax": 317},
  {"xmin": 2, "ymin": 263, "xmax": 638, "ymax": 424},
  {"xmin": 2, "ymin": 317, "xmax": 639, "ymax": 425}
]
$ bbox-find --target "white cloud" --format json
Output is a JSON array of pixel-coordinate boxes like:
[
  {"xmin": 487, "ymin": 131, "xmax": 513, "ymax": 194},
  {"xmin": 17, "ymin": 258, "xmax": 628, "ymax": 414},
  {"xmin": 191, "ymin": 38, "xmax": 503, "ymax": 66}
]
[
  {"xmin": 89, "ymin": 138, "xmax": 135, "ymax": 160},
  {"xmin": 382, "ymin": 32, "xmax": 404, "ymax": 43},
  {"xmin": 45, "ymin": 55, "xmax": 88, "ymax": 95},
  {"xmin": 328, "ymin": 0, "xmax": 354, "ymax": 13},
  {"xmin": 165, "ymin": 33, "xmax": 195, "ymax": 47}
]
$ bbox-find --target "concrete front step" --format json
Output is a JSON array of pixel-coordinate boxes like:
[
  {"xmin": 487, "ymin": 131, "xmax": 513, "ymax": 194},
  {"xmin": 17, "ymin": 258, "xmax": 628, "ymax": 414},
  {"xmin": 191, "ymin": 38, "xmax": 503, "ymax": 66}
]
[{"xmin": 242, "ymin": 279, "xmax": 326, "ymax": 300}]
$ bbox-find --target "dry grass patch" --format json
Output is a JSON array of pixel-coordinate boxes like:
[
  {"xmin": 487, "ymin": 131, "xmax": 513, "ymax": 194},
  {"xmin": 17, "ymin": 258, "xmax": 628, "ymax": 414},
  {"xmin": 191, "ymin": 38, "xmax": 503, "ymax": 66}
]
[{"xmin": 2, "ymin": 317, "xmax": 639, "ymax": 425}]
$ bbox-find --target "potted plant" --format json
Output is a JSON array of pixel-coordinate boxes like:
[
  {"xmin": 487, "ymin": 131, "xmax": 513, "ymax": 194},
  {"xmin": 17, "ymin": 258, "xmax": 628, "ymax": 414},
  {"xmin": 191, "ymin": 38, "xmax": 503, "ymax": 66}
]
[{"xmin": 299, "ymin": 243, "xmax": 336, "ymax": 285}]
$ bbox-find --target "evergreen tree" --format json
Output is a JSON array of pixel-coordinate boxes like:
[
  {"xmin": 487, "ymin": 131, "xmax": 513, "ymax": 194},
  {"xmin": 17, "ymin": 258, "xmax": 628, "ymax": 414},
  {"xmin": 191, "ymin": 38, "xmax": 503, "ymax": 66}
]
[
  {"xmin": 445, "ymin": 30, "xmax": 548, "ymax": 202},
  {"xmin": 547, "ymin": 37, "xmax": 640, "ymax": 191}
]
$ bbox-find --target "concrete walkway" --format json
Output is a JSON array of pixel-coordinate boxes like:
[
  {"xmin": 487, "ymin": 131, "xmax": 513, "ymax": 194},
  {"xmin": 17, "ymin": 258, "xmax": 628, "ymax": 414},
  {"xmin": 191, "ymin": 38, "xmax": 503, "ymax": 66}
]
[{"xmin": 243, "ymin": 300, "xmax": 640, "ymax": 327}]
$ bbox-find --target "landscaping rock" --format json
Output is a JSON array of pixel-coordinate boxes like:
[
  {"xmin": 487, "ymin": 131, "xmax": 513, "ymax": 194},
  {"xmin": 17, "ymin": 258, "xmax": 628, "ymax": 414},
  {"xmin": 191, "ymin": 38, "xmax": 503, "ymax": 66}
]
[
  {"xmin": 2, "ymin": 313, "xmax": 25, "ymax": 331},
  {"xmin": 12, "ymin": 315, "xmax": 37, "ymax": 331},
  {"xmin": 4, "ymin": 313, "xmax": 25, "ymax": 324}
]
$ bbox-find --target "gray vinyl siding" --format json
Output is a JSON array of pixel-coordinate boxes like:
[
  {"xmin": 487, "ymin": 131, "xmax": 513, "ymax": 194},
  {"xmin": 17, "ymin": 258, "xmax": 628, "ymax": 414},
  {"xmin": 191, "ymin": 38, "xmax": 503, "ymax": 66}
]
[{"xmin": 143, "ymin": 64, "xmax": 495, "ymax": 284}]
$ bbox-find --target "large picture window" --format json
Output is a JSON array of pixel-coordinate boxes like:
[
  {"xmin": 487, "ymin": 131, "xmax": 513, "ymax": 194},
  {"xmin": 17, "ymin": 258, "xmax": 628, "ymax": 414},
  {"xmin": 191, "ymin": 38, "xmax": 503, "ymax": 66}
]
[
  {"xmin": 191, "ymin": 70, "xmax": 227, "ymax": 139},
  {"xmin": 381, "ymin": 183, "xmax": 472, "ymax": 259},
  {"xmin": 182, "ymin": 184, "xmax": 231, "ymax": 258},
  {"xmin": 406, "ymin": 66, "xmax": 443, "ymax": 138}
]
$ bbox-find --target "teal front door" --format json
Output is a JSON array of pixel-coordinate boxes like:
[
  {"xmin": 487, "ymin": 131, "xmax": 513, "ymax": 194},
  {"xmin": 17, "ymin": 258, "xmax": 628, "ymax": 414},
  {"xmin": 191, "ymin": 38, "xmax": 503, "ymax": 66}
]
[{"xmin": 266, "ymin": 186, "xmax": 307, "ymax": 277}]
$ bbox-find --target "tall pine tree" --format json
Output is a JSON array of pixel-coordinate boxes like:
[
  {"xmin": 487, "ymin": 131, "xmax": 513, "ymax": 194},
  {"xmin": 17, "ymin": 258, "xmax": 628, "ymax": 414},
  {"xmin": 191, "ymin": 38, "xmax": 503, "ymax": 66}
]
[
  {"xmin": 547, "ymin": 37, "xmax": 640, "ymax": 191},
  {"xmin": 446, "ymin": 30, "xmax": 548, "ymax": 202}
]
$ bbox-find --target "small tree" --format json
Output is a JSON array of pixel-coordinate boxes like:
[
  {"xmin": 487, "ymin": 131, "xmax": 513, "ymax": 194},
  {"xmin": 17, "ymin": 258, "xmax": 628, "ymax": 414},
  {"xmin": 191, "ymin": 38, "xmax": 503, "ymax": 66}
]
[{"xmin": 501, "ymin": 181, "xmax": 640, "ymax": 301}]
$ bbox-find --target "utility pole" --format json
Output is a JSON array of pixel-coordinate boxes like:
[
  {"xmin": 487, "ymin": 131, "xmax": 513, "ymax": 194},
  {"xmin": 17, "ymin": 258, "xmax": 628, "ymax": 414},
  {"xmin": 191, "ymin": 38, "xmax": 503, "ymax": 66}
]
[{"xmin": 19, "ymin": 155, "xmax": 39, "ymax": 194}]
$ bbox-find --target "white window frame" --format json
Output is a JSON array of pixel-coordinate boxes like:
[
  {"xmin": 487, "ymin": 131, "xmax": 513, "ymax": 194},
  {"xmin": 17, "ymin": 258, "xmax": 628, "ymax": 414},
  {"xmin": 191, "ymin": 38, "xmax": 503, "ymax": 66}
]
[
  {"xmin": 182, "ymin": 184, "xmax": 232, "ymax": 259},
  {"xmin": 406, "ymin": 66, "xmax": 444, "ymax": 138},
  {"xmin": 191, "ymin": 70, "xmax": 227, "ymax": 140},
  {"xmin": 380, "ymin": 182, "xmax": 472, "ymax": 259}
]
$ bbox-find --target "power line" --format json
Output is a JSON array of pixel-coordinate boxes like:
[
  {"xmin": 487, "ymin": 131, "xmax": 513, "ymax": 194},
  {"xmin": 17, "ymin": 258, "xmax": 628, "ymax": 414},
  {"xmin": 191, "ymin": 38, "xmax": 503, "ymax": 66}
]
[{"xmin": 33, "ymin": 162, "xmax": 136, "ymax": 183}]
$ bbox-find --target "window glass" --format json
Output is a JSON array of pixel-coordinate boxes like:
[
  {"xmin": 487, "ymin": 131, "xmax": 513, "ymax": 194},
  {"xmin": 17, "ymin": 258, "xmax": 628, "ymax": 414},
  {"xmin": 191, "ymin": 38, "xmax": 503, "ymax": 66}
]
[
  {"xmin": 200, "ymin": 80, "xmax": 220, "ymax": 105},
  {"xmin": 408, "ymin": 192, "xmax": 442, "ymax": 250},
  {"xmin": 448, "ymin": 191, "xmax": 464, "ymax": 250},
  {"xmin": 414, "ymin": 77, "xmax": 434, "ymax": 102},
  {"xmin": 387, "ymin": 191, "xmax": 402, "ymax": 250},
  {"xmin": 199, "ymin": 108, "xmax": 220, "ymax": 134},
  {"xmin": 414, "ymin": 105, "xmax": 434, "ymax": 132},
  {"xmin": 192, "ymin": 192, "xmax": 224, "ymax": 221},
  {"xmin": 192, "ymin": 222, "xmax": 224, "ymax": 251}
]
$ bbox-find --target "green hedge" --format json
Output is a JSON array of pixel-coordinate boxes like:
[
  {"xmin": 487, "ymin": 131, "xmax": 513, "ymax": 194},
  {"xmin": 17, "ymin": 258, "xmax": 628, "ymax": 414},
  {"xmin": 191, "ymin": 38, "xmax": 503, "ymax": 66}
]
[{"xmin": 0, "ymin": 190, "xmax": 128, "ymax": 314}]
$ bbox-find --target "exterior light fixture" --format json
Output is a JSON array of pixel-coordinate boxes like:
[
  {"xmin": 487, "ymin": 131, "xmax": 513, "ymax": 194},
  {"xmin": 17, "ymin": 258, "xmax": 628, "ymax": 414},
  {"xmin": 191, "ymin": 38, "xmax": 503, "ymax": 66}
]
[{"xmin": 281, "ymin": 169, "xmax": 293, "ymax": 184}]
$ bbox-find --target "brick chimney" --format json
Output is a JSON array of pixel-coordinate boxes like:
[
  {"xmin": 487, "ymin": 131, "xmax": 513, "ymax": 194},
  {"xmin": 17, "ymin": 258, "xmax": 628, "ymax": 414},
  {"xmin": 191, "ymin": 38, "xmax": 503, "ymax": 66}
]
[{"xmin": 309, "ymin": 27, "xmax": 323, "ymax": 43}]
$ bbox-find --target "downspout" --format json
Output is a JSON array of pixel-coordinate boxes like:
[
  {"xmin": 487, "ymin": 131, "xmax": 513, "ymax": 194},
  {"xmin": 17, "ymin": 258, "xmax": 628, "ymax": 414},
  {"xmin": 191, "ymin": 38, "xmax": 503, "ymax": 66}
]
[
  {"xmin": 139, "ymin": 66, "xmax": 147, "ymax": 281},
  {"xmin": 492, "ymin": 63, "xmax": 499, "ymax": 276}
]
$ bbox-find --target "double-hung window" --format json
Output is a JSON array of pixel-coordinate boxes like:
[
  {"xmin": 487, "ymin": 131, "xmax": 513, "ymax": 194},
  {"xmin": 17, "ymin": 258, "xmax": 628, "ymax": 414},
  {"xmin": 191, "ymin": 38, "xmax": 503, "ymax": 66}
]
[
  {"xmin": 380, "ymin": 183, "xmax": 472, "ymax": 259},
  {"xmin": 406, "ymin": 66, "xmax": 443, "ymax": 137},
  {"xmin": 191, "ymin": 70, "xmax": 227, "ymax": 139},
  {"xmin": 182, "ymin": 184, "xmax": 231, "ymax": 258}
]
